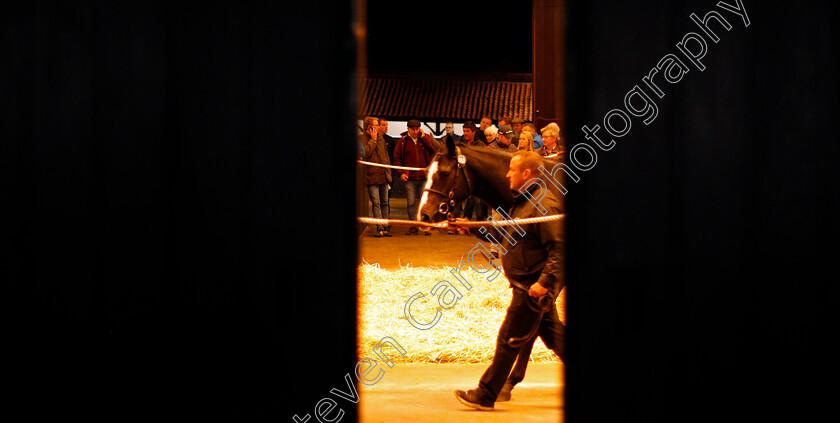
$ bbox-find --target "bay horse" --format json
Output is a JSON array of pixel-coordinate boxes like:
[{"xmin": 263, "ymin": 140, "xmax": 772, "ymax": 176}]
[{"xmin": 417, "ymin": 134, "xmax": 569, "ymax": 224}]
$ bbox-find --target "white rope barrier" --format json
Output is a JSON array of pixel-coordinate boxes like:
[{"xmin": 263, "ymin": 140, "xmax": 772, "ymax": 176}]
[
  {"xmin": 357, "ymin": 160, "xmax": 426, "ymax": 171},
  {"xmin": 358, "ymin": 214, "xmax": 564, "ymax": 228}
]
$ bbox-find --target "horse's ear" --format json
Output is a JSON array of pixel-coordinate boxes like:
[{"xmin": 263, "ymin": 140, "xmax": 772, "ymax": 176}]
[{"xmin": 444, "ymin": 134, "xmax": 457, "ymax": 156}]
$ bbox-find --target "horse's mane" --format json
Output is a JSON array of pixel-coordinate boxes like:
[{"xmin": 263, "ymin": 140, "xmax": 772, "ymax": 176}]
[
  {"xmin": 453, "ymin": 141, "xmax": 562, "ymax": 167},
  {"xmin": 428, "ymin": 138, "xmax": 566, "ymax": 211},
  {"xmin": 454, "ymin": 142, "xmax": 513, "ymax": 160}
]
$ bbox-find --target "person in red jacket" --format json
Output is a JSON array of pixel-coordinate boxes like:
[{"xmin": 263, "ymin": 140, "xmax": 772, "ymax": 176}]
[{"xmin": 393, "ymin": 119, "xmax": 437, "ymax": 235}]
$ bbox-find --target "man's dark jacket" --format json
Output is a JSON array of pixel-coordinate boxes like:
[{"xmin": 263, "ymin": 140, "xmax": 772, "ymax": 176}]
[{"xmin": 499, "ymin": 183, "xmax": 565, "ymax": 294}]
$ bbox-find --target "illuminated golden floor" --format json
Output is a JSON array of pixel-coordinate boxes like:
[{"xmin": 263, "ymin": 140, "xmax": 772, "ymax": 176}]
[
  {"xmin": 360, "ymin": 362, "xmax": 563, "ymax": 422},
  {"xmin": 358, "ymin": 210, "xmax": 565, "ymax": 421}
]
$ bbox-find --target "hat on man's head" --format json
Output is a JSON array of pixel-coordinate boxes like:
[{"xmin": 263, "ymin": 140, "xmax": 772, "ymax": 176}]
[
  {"xmin": 511, "ymin": 117, "xmax": 525, "ymax": 125},
  {"xmin": 407, "ymin": 119, "xmax": 421, "ymax": 128},
  {"xmin": 498, "ymin": 124, "xmax": 515, "ymax": 138}
]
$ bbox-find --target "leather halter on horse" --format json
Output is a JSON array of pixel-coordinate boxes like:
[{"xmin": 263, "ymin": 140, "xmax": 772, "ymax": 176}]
[{"xmin": 423, "ymin": 147, "xmax": 472, "ymax": 221}]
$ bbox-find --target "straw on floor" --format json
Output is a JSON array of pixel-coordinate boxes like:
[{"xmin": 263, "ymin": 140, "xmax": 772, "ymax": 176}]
[{"xmin": 358, "ymin": 262, "xmax": 565, "ymax": 364}]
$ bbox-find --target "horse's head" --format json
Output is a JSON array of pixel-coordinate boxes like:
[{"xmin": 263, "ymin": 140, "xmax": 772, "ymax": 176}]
[{"xmin": 418, "ymin": 135, "xmax": 471, "ymax": 223}]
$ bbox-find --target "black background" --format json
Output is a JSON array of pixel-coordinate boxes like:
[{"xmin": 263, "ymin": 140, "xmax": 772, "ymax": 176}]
[
  {"xmin": 3, "ymin": 1, "xmax": 358, "ymax": 420},
  {"xmin": 3, "ymin": 1, "xmax": 835, "ymax": 421},
  {"xmin": 563, "ymin": 1, "xmax": 835, "ymax": 421},
  {"xmin": 366, "ymin": 0, "xmax": 533, "ymax": 74}
]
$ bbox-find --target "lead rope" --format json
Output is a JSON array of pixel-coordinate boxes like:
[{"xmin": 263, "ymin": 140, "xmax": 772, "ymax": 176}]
[
  {"xmin": 506, "ymin": 280, "xmax": 559, "ymax": 348},
  {"xmin": 357, "ymin": 213, "xmax": 564, "ymax": 228}
]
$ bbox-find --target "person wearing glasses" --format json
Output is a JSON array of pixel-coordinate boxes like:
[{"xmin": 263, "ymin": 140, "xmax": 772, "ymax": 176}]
[
  {"xmin": 536, "ymin": 123, "xmax": 563, "ymax": 157},
  {"xmin": 441, "ymin": 121, "xmax": 461, "ymax": 143}
]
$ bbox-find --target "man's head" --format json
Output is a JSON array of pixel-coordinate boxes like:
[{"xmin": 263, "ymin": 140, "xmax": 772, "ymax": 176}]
[
  {"xmin": 498, "ymin": 124, "xmax": 515, "ymax": 145},
  {"xmin": 498, "ymin": 116, "xmax": 511, "ymax": 128},
  {"xmin": 363, "ymin": 116, "xmax": 380, "ymax": 138},
  {"xmin": 364, "ymin": 116, "xmax": 379, "ymax": 131},
  {"xmin": 511, "ymin": 117, "xmax": 524, "ymax": 134},
  {"xmin": 506, "ymin": 150, "xmax": 543, "ymax": 192},
  {"xmin": 407, "ymin": 119, "xmax": 422, "ymax": 139},
  {"xmin": 378, "ymin": 118, "xmax": 389, "ymax": 135},
  {"xmin": 479, "ymin": 116, "xmax": 493, "ymax": 131},
  {"xmin": 444, "ymin": 121, "xmax": 455, "ymax": 135},
  {"xmin": 462, "ymin": 121, "xmax": 477, "ymax": 141},
  {"xmin": 522, "ymin": 122, "xmax": 536, "ymax": 135}
]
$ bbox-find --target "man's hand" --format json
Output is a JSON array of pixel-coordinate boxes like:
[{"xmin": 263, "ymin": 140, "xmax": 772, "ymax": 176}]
[
  {"xmin": 450, "ymin": 218, "xmax": 470, "ymax": 234},
  {"xmin": 401, "ymin": 173, "xmax": 409, "ymax": 182},
  {"xmin": 529, "ymin": 282, "xmax": 548, "ymax": 298}
]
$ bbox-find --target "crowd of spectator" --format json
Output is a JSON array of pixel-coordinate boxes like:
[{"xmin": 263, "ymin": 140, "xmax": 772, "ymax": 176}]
[{"xmin": 359, "ymin": 116, "xmax": 564, "ymax": 236}]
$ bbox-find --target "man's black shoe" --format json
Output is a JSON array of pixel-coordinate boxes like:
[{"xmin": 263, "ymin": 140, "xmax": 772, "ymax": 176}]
[
  {"xmin": 383, "ymin": 227, "xmax": 392, "ymax": 237},
  {"xmin": 454, "ymin": 389, "xmax": 494, "ymax": 411}
]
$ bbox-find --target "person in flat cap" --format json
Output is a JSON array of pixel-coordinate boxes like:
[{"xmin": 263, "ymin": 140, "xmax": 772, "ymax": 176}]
[
  {"xmin": 511, "ymin": 117, "xmax": 525, "ymax": 138},
  {"xmin": 393, "ymin": 119, "xmax": 437, "ymax": 235},
  {"xmin": 488, "ymin": 124, "xmax": 518, "ymax": 152}
]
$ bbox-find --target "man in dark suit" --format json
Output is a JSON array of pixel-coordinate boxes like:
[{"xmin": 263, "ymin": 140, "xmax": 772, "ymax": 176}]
[{"xmin": 455, "ymin": 151, "xmax": 566, "ymax": 411}]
